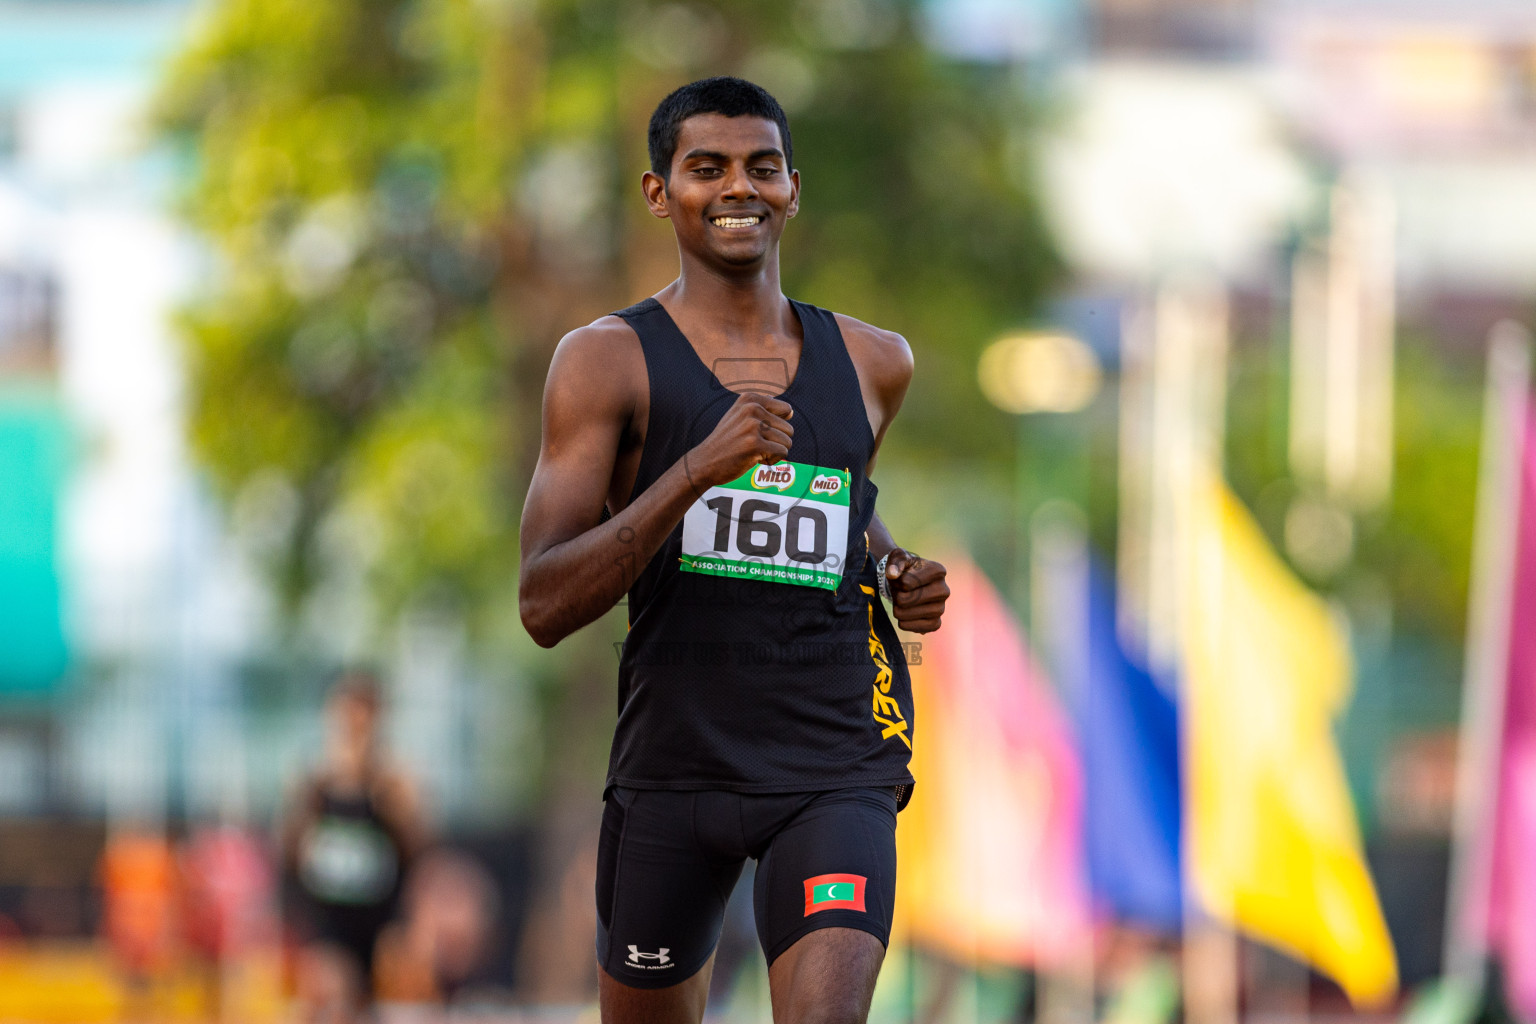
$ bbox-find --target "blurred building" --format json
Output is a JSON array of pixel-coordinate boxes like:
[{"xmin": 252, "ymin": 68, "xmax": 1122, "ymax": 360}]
[
  {"xmin": 0, "ymin": 0, "xmax": 204, "ymax": 822},
  {"xmin": 1268, "ymin": 0, "xmax": 1536, "ymax": 300},
  {"xmin": 1094, "ymin": 0, "xmax": 1255, "ymax": 55},
  {"xmin": 0, "ymin": 4, "xmax": 518, "ymax": 947}
]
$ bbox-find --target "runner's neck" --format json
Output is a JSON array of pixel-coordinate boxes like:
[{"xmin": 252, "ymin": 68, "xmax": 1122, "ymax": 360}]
[{"xmin": 665, "ymin": 254, "xmax": 793, "ymax": 344}]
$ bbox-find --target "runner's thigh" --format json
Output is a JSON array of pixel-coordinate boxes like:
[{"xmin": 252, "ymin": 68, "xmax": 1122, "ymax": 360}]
[
  {"xmin": 597, "ymin": 787, "xmax": 744, "ymax": 988},
  {"xmin": 751, "ymin": 787, "xmax": 898, "ymax": 966}
]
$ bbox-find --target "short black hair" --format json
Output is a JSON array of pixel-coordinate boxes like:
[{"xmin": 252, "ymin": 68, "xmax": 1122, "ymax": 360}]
[{"xmin": 648, "ymin": 76, "xmax": 792, "ymax": 178}]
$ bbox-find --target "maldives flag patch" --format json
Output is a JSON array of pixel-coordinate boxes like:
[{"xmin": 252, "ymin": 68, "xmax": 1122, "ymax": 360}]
[{"xmin": 803, "ymin": 873, "xmax": 867, "ymax": 915}]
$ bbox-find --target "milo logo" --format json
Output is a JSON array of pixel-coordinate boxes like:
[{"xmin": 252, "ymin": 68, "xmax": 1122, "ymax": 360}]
[
  {"xmin": 810, "ymin": 474, "xmax": 843, "ymax": 496},
  {"xmin": 751, "ymin": 462, "xmax": 796, "ymax": 491}
]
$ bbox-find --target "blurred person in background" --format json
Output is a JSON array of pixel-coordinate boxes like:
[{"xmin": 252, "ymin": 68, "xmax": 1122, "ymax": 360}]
[
  {"xmin": 519, "ymin": 76, "xmax": 950, "ymax": 1024},
  {"xmin": 279, "ymin": 670, "xmax": 429, "ymax": 1023}
]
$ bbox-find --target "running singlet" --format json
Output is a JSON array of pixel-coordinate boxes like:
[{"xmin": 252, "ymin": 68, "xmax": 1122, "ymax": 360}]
[
  {"xmin": 607, "ymin": 297, "xmax": 914, "ymax": 802},
  {"xmin": 298, "ymin": 791, "xmax": 400, "ymax": 907},
  {"xmin": 293, "ymin": 784, "xmax": 407, "ymax": 971}
]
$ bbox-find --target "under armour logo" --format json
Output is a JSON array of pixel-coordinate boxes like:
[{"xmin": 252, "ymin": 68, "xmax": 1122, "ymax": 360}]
[{"xmin": 627, "ymin": 945, "xmax": 671, "ymax": 964}]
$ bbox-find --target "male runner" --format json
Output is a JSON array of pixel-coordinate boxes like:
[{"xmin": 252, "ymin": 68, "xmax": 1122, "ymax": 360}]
[
  {"xmin": 519, "ymin": 77, "xmax": 950, "ymax": 1024},
  {"xmin": 280, "ymin": 672, "xmax": 428, "ymax": 1023}
]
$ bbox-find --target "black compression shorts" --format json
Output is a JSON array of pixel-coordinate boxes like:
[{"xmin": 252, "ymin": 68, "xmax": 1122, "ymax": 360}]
[{"xmin": 595, "ymin": 786, "xmax": 899, "ymax": 989}]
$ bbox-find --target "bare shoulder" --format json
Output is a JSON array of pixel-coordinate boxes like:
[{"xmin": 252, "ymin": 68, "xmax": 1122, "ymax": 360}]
[
  {"xmin": 832, "ymin": 312, "xmax": 914, "ymax": 388},
  {"xmin": 548, "ymin": 314, "xmax": 643, "ymax": 381},
  {"xmin": 542, "ymin": 314, "xmax": 645, "ymax": 414}
]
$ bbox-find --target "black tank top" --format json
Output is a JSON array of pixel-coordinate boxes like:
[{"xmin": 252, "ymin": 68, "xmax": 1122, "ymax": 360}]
[
  {"xmin": 607, "ymin": 297, "xmax": 914, "ymax": 803},
  {"xmin": 297, "ymin": 784, "xmax": 404, "ymax": 912}
]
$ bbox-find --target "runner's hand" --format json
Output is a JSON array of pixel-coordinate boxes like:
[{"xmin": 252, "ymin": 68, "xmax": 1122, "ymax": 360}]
[
  {"xmin": 686, "ymin": 393, "xmax": 794, "ymax": 489},
  {"xmin": 886, "ymin": 550, "xmax": 948, "ymax": 633}
]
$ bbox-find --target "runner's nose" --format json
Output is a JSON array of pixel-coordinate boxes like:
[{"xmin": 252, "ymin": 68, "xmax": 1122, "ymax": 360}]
[{"xmin": 720, "ymin": 163, "xmax": 758, "ymax": 201}]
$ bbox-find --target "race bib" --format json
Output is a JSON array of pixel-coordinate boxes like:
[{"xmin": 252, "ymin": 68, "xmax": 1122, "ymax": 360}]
[
  {"xmin": 299, "ymin": 818, "xmax": 398, "ymax": 905},
  {"xmin": 680, "ymin": 461, "xmax": 851, "ymax": 590}
]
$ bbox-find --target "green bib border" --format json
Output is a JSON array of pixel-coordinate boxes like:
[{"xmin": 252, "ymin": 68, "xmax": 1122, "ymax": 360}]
[
  {"xmin": 680, "ymin": 553, "xmax": 842, "ymax": 592},
  {"xmin": 712, "ymin": 462, "xmax": 851, "ymax": 506}
]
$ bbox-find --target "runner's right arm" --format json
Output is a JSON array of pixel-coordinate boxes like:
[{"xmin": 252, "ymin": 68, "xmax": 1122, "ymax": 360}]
[{"xmin": 519, "ymin": 320, "xmax": 795, "ymax": 648}]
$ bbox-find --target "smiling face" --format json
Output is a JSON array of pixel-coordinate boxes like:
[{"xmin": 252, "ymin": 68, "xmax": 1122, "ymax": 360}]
[{"xmin": 642, "ymin": 112, "xmax": 800, "ymax": 270}]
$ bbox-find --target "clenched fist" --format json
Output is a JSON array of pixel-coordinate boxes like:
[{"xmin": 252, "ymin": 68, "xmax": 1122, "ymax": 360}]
[
  {"xmin": 685, "ymin": 392, "xmax": 795, "ymax": 491},
  {"xmin": 885, "ymin": 549, "xmax": 949, "ymax": 633}
]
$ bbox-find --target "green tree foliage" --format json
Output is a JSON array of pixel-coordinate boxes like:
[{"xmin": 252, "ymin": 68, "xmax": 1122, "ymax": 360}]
[
  {"xmin": 1369, "ymin": 339, "xmax": 1482, "ymax": 639},
  {"xmin": 157, "ymin": 0, "xmax": 529, "ymax": 620},
  {"xmin": 157, "ymin": 0, "xmax": 1060, "ymax": 636},
  {"xmin": 1222, "ymin": 326, "xmax": 1482, "ymax": 640}
]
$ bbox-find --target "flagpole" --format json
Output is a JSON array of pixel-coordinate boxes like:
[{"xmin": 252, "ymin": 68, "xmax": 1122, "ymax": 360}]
[
  {"xmin": 1443, "ymin": 321, "xmax": 1532, "ymax": 991},
  {"xmin": 1152, "ymin": 278, "xmax": 1237, "ymax": 1024},
  {"xmin": 1118, "ymin": 295, "xmax": 1153, "ymax": 659},
  {"xmin": 1033, "ymin": 500, "xmax": 1097, "ymax": 1024},
  {"xmin": 1121, "ymin": 276, "xmax": 1239, "ymax": 1024}
]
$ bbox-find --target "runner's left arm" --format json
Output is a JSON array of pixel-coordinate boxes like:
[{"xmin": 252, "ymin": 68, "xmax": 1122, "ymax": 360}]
[
  {"xmin": 869, "ymin": 512, "xmax": 949, "ymax": 634},
  {"xmin": 834, "ymin": 313, "xmax": 949, "ymax": 634},
  {"xmin": 375, "ymin": 767, "xmax": 431, "ymax": 860}
]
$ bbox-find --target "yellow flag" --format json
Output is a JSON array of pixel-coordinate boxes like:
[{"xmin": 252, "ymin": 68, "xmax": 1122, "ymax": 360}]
[{"xmin": 1182, "ymin": 473, "xmax": 1397, "ymax": 1006}]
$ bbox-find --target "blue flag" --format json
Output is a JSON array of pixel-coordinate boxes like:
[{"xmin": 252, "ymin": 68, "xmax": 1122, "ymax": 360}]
[{"xmin": 1069, "ymin": 560, "xmax": 1182, "ymax": 930}]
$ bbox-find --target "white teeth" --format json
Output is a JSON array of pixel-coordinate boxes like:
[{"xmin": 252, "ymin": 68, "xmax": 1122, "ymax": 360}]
[{"xmin": 712, "ymin": 216, "xmax": 761, "ymax": 228}]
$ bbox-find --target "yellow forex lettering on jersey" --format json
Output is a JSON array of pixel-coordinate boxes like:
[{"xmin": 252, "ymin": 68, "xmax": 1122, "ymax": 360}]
[
  {"xmin": 863, "ymin": 591, "xmax": 894, "ymax": 692},
  {"xmin": 873, "ymin": 713, "xmax": 910, "ymax": 745},
  {"xmin": 860, "ymin": 584, "xmax": 910, "ymax": 749}
]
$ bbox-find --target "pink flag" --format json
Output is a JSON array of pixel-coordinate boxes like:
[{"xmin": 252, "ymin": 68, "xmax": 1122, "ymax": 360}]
[
  {"xmin": 1489, "ymin": 408, "xmax": 1536, "ymax": 1013},
  {"xmin": 895, "ymin": 553, "xmax": 1091, "ymax": 966}
]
